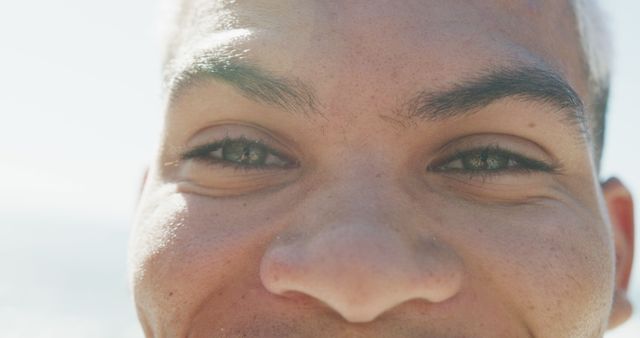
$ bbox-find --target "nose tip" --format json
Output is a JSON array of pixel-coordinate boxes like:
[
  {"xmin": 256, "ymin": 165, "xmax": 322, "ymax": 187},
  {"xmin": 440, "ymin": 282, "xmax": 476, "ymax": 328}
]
[{"xmin": 260, "ymin": 224, "xmax": 464, "ymax": 323}]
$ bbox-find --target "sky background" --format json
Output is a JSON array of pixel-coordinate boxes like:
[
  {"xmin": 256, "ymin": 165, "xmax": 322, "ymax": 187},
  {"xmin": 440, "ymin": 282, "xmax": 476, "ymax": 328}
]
[{"xmin": 0, "ymin": 1, "xmax": 637, "ymax": 337}]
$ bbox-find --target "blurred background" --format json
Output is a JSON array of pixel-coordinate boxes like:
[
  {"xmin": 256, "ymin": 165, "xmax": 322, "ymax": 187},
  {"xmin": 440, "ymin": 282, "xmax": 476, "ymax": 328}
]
[{"xmin": 0, "ymin": 1, "xmax": 637, "ymax": 337}]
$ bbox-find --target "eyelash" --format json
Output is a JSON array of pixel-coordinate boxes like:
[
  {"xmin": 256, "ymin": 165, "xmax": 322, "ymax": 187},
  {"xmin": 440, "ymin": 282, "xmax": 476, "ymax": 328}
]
[
  {"xmin": 428, "ymin": 145, "xmax": 558, "ymax": 177},
  {"xmin": 182, "ymin": 138, "xmax": 557, "ymax": 178},
  {"xmin": 181, "ymin": 137, "xmax": 297, "ymax": 170}
]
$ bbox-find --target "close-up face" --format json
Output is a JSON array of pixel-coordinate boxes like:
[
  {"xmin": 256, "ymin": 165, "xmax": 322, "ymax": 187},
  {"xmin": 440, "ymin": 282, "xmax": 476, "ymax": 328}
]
[{"xmin": 129, "ymin": 0, "xmax": 634, "ymax": 337}]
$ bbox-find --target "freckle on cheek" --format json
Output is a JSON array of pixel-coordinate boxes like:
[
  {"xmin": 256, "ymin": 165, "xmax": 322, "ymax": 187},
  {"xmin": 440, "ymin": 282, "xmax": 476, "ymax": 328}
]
[{"xmin": 528, "ymin": 122, "xmax": 536, "ymax": 128}]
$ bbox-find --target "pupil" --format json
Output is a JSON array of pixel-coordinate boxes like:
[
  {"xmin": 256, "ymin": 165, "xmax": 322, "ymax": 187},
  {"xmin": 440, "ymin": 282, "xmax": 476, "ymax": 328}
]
[
  {"xmin": 463, "ymin": 150, "xmax": 508, "ymax": 171},
  {"xmin": 223, "ymin": 140, "xmax": 267, "ymax": 165},
  {"xmin": 485, "ymin": 154, "xmax": 505, "ymax": 170}
]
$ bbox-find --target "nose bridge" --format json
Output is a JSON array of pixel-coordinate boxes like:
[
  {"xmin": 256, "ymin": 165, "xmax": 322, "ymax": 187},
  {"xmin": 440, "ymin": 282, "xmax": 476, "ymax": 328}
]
[
  {"xmin": 298, "ymin": 166, "xmax": 407, "ymax": 236},
  {"xmin": 318, "ymin": 155, "xmax": 404, "ymax": 213},
  {"xmin": 260, "ymin": 174, "xmax": 465, "ymax": 323}
]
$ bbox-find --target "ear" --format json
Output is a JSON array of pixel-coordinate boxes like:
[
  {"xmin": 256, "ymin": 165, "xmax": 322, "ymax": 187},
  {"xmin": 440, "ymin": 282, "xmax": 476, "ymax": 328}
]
[{"xmin": 603, "ymin": 177, "xmax": 635, "ymax": 329}]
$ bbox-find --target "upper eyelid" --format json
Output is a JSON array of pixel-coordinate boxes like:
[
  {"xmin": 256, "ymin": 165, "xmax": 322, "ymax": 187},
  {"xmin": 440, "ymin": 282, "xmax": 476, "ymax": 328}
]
[
  {"xmin": 431, "ymin": 132, "xmax": 559, "ymax": 161},
  {"xmin": 182, "ymin": 121, "xmax": 303, "ymax": 156},
  {"xmin": 183, "ymin": 137, "xmax": 263, "ymax": 158},
  {"xmin": 429, "ymin": 146, "xmax": 557, "ymax": 172},
  {"xmin": 181, "ymin": 137, "xmax": 297, "ymax": 166}
]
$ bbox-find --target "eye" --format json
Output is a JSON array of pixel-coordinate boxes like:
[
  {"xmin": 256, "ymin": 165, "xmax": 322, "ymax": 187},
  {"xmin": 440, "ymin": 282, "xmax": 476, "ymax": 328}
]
[
  {"xmin": 429, "ymin": 146, "xmax": 555, "ymax": 174},
  {"xmin": 182, "ymin": 137, "xmax": 296, "ymax": 169}
]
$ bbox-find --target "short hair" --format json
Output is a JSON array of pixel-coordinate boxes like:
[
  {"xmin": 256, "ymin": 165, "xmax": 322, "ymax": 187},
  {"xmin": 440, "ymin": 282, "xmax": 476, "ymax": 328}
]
[
  {"xmin": 158, "ymin": 0, "xmax": 612, "ymax": 165},
  {"xmin": 571, "ymin": 0, "xmax": 611, "ymax": 165}
]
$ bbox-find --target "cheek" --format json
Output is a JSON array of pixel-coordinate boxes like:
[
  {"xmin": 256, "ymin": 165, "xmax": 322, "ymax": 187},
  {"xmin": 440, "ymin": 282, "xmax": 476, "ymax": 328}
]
[
  {"xmin": 129, "ymin": 185, "xmax": 289, "ymax": 335},
  {"xmin": 458, "ymin": 201, "xmax": 615, "ymax": 336}
]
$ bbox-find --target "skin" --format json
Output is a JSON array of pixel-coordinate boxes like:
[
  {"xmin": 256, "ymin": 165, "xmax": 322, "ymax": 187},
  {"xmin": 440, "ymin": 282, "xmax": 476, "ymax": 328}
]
[{"xmin": 129, "ymin": 0, "xmax": 635, "ymax": 337}]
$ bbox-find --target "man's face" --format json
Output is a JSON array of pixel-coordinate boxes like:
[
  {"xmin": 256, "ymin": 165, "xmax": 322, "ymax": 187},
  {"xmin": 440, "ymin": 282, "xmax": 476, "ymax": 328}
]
[{"xmin": 130, "ymin": 0, "xmax": 632, "ymax": 336}]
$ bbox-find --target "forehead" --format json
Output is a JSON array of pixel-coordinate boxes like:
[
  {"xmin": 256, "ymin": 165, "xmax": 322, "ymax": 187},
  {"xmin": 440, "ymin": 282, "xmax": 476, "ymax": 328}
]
[{"xmin": 167, "ymin": 0, "xmax": 587, "ymax": 106}]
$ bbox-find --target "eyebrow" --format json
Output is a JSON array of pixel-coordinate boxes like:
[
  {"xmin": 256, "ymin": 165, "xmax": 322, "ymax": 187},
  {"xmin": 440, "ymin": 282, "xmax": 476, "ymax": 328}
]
[
  {"xmin": 169, "ymin": 56, "xmax": 587, "ymax": 138},
  {"xmin": 168, "ymin": 56, "xmax": 319, "ymax": 115},
  {"xmin": 404, "ymin": 66, "xmax": 587, "ymax": 135}
]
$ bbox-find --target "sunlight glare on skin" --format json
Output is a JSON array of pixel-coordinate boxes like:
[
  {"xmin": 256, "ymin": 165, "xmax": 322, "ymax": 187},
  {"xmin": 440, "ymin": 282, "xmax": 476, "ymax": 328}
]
[
  {"xmin": 129, "ymin": 185, "xmax": 188, "ymax": 285},
  {"xmin": 166, "ymin": 28, "xmax": 253, "ymax": 90}
]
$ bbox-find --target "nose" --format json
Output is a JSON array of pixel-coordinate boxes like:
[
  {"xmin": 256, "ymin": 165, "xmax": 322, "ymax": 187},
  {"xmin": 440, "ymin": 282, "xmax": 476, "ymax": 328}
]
[{"xmin": 260, "ymin": 206, "xmax": 464, "ymax": 323}]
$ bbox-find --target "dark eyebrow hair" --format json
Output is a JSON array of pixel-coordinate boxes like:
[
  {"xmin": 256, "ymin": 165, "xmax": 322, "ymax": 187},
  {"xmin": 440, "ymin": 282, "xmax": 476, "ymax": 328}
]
[
  {"xmin": 169, "ymin": 56, "xmax": 587, "ymax": 140},
  {"xmin": 404, "ymin": 66, "xmax": 588, "ymax": 136},
  {"xmin": 167, "ymin": 56, "xmax": 319, "ymax": 115}
]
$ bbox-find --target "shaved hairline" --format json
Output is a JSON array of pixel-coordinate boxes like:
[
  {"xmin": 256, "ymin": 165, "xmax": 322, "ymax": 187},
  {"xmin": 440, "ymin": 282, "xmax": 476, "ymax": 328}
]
[{"xmin": 571, "ymin": 0, "xmax": 611, "ymax": 164}]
